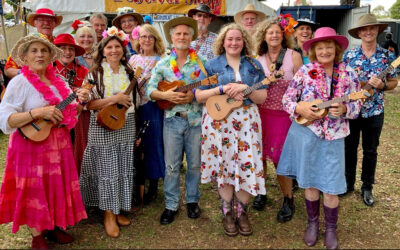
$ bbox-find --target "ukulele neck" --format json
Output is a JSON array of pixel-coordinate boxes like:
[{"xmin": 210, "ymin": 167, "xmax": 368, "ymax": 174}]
[
  {"xmin": 56, "ymin": 92, "xmax": 77, "ymax": 111},
  {"xmin": 317, "ymin": 95, "xmax": 349, "ymax": 109}
]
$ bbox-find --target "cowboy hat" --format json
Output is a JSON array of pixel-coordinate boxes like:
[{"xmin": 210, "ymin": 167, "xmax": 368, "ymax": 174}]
[
  {"xmin": 348, "ymin": 14, "xmax": 388, "ymax": 39},
  {"xmin": 294, "ymin": 17, "xmax": 319, "ymax": 31},
  {"xmin": 188, "ymin": 4, "xmax": 217, "ymax": 21},
  {"xmin": 54, "ymin": 33, "xmax": 85, "ymax": 57},
  {"xmin": 112, "ymin": 7, "xmax": 144, "ymax": 30},
  {"xmin": 163, "ymin": 16, "xmax": 198, "ymax": 44},
  {"xmin": 26, "ymin": 8, "xmax": 63, "ymax": 27},
  {"xmin": 234, "ymin": 4, "xmax": 266, "ymax": 25},
  {"xmin": 11, "ymin": 33, "xmax": 63, "ymax": 66},
  {"xmin": 303, "ymin": 27, "xmax": 349, "ymax": 53}
]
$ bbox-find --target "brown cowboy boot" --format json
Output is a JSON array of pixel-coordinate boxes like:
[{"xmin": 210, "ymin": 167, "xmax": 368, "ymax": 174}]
[
  {"xmin": 236, "ymin": 200, "xmax": 252, "ymax": 236},
  {"xmin": 304, "ymin": 199, "xmax": 320, "ymax": 247},
  {"xmin": 104, "ymin": 210, "xmax": 120, "ymax": 238},
  {"xmin": 117, "ymin": 214, "xmax": 131, "ymax": 226},
  {"xmin": 221, "ymin": 199, "xmax": 238, "ymax": 236}
]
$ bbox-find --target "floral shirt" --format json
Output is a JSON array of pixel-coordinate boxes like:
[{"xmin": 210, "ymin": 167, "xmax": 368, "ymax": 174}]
[
  {"xmin": 283, "ymin": 62, "xmax": 362, "ymax": 140},
  {"xmin": 129, "ymin": 54, "xmax": 161, "ymax": 106},
  {"xmin": 343, "ymin": 45, "xmax": 397, "ymax": 118},
  {"xmin": 146, "ymin": 53, "xmax": 206, "ymax": 127},
  {"xmin": 190, "ymin": 32, "xmax": 217, "ymax": 60}
]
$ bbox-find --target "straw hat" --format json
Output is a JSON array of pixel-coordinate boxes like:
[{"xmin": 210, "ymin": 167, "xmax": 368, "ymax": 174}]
[
  {"xmin": 26, "ymin": 8, "xmax": 63, "ymax": 27},
  {"xmin": 348, "ymin": 14, "xmax": 388, "ymax": 39},
  {"xmin": 163, "ymin": 16, "xmax": 198, "ymax": 44},
  {"xmin": 54, "ymin": 33, "xmax": 85, "ymax": 57},
  {"xmin": 303, "ymin": 27, "xmax": 349, "ymax": 53},
  {"xmin": 188, "ymin": 4, "xmax": 217, "ymax": 21},
  {"xmin": 234, "ymin": 4, "xmax": 266, "ymax": 24},
  {"xmin": 112, "ymin": 7, "xmax": 144, "ymax": 30},
  {"xmin": 11, "ymin": 34, "xmax": 63, "ymax": 66}
]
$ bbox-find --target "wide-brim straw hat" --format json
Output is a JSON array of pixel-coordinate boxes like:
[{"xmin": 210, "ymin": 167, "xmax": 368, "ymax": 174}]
[
  {"xmin": 54, "ymin": 33, "xmax": 85, "ymax": 57},
  {"xmin": 26, "ymin": 8, "xmax": 63, "ymax": 27},
  {"xmin": 163, "ymin": 16, "xmax": 198, "ymax": 44},
  {"xmin": 11, "ymin": 33, "xmax": 63, "ymax": 66},
  {"xmin": 294, "ymin": 17, "xmax": 319, "ymax": 31},
  {"xmin": 348, "ymin": 14, "xmax": 388, "ymax": 39},
  {"xmin": 112, "ymin": 7, "xmax": 144, "ymax": 30},
  {"xmin": 303, "ymin": 27, "xmax": 349, "ymax": 53},
  {"xmin": 188, "ymin": 4, "xmax": 217, "ymax": 21},
  {"xmin": 234, "ymin": 4, "xmax": 266, "ymax": 24}
]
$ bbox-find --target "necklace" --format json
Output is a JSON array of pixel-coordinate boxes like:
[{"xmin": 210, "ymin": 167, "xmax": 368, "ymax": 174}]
[
  {"xmin": 170, "ymin": 48, "xmax": 200, "ymax": 80},
  {"xmin": 82, "ymin": 48, "xmax": 94, "ymax": 59},
  {"xmin": 266, "ymin": 51, "xmax": 279, "ymax": 72}
]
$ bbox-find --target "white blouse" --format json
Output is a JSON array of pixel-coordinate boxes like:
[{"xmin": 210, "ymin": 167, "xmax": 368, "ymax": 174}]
[{"xmin": 0, "ymin": 74, "xmax": 72, "ymax": 134}]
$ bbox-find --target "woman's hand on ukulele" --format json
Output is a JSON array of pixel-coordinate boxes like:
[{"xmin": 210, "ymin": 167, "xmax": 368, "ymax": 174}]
[
  {"xmin": 113, "ymin": 92, "xmax": 132, "ymax": 108},
  {"xmin": 295, "ymin": 103, "xmax": 323, "ymax": 121},
  {"xmin": 225, "ymin": 83, "xmax": 247, "ymax": 101},
  {"xmin": 329, "ymin": 103, "xmax": 347, "ymax": 117},
  {"xmin": 33, "ymin": 106, "xmax": 64, "ymax": 124},
  {"xmin": 76, "ymin": 88, "xmax": 90, "ymax": 103},
  {"xmin": 368, "ymin": 76, "xmax": 385, "ymax": 89}
]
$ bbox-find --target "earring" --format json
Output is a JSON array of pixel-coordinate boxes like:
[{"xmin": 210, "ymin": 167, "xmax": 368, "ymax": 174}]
[{"xmin": 122, "ymin": 56, "xmax": 126, "ymax": 61}]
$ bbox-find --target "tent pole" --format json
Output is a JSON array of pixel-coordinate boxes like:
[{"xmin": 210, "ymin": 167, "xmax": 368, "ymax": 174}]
[{"xmin": 1, "ymin": 14, "xmax": 9, "ymax": 55}]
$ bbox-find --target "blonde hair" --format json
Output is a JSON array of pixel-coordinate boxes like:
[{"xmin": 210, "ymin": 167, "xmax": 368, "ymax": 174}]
[
  {"xmin": 134, "ymin": 24, "xmax": 165, "ymax": 56},
  {"xmin": 308, "ymin": 39, "xmax": 344, "ymax": 63},
  {"xmin": 213, "ymin": 23, "xmax": 253, "ymax": 56},
  {"xmin": 254, "ymin": 19, "xmax": 290, "ymax": 56},
  {"xmin": 74, "ymin": 26, "xmax": 97, "ymax": 47}
]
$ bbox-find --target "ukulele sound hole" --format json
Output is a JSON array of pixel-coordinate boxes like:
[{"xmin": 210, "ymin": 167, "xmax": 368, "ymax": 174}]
[
  {"xmin": 117, "ymin": 104, "xmax": 124, "ymax": 109},
  {"xmin": 227, "ymin": 98, "xmax": 235, "ymax": 104}
]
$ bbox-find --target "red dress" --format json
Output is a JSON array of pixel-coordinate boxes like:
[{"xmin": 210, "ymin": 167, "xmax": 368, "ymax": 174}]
[{"xmin": 53, "ymin": 60, "xmax": 89, "ymax": 175}]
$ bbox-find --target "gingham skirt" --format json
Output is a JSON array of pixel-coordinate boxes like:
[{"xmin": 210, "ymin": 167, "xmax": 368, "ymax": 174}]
[{"xmin": 80, "ymin": 112, "xmax": 136, "ymax": 214}]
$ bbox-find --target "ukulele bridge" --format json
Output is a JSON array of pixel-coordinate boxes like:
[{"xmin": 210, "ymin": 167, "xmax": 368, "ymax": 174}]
[
  {"xmin": 31, "ymin": 122, "xmax": 41, "ymax": 131},
  {"xmin": 110, "ymin": 115, "xmax": 118, "ymax": 120},
  {"xmin": 214, "ymin": 103, "xmax": 221, "ymax": 111}
]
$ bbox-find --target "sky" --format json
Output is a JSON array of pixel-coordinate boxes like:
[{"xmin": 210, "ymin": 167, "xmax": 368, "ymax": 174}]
[{"xmin": 263, "ymin": 0, "xmax": 397, "ymax": 11}]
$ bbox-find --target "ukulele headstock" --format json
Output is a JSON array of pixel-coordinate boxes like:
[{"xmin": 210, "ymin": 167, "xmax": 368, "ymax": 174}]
[
  {"xmin": 200, "ymin": 74, "xmax": 219, "ymax": 86},
  {"xmin": 391, "ymin": 56, "xmax": 400, "ymax": 69},
  {"xmin": 348, "ymin": 90, "xmax": 371, "ymax": 100},
  {"xmin": 261, "ymin": 70, "xmax": 285, "ymax": 86},
  {"xmin": 81, "ymin": 79, "xmax": 96, "ymax": 90},
  {"xmin": 134, "ymin": 67, "xmax": 143, "ymax": 79}
]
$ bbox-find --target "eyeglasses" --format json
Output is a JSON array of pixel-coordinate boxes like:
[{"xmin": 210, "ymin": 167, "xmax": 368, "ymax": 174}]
[
  {"xmin": 194, "ymin": 13, "xmax": 210, "ymax": 19},
  {"xmin": 35, "ymin": 18, "xmax": 55, "ymax": 24},
  {"xmin": 139, "ymin": 35, "xmax": 155, "ymax": 40}
]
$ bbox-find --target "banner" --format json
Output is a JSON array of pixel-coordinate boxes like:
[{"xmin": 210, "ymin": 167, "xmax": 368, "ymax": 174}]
[{"xmin": 105, "ymin": 0, "xmax": 226, "ymax": 15}]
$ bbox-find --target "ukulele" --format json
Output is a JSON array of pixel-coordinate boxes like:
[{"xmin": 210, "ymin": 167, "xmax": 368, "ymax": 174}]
[
  {"xmin": 156, "ymin": 74, "xmax": 218, "ymax": 110},
  {"xmin": 18, "ymin": 80, "xmax": 96, "ymax": 142},
  {"xmin": 96, "ymin": 67, "xmax": 143, "ymax": 131},
  {"xmin": 205, "ymin": 71, "xmax": 284, "ymax": 121},
  {"xmin": 360, "ymin": 55, "xmax": 400, "ymax": 97},
  {"xmin": 295, "ymin": 90, "xmax": 371, "ymax": 126}
]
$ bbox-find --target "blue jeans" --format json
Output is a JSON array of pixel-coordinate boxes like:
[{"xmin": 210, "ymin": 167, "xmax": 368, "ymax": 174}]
[{"xmin": 163, "ymin": 116, "xmax": 201, "ymax": 211}]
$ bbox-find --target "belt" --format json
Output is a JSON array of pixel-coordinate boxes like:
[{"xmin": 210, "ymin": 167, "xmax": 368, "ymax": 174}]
[{"xmin": 175, "ymin": 111, "xmax": 188, "ymax": 119}]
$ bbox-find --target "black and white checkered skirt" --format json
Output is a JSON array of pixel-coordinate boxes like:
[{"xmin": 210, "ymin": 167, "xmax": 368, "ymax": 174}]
[{"xmin": 79, "ymin": 112, "xmax": 136, "ymax": 214}]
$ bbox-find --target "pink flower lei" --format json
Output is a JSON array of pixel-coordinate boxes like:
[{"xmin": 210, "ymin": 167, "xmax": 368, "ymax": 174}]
[
  {"xmin": 310, "ymin": 61, "xmax": 347, "ymax": 100},
  {"xmin": 21, "ymin": 65, "xmax": 78, "ymax": 129}
]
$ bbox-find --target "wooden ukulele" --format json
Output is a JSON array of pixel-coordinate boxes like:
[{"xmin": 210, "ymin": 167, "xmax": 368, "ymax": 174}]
[
  {"xmin": 295, "ymin": 90, "xmax": 371, "ymax": 126},
  {"xmin": 96, "ymin": 67, "xmax": 142, "ymax": 131},
  {"xmin": 359, "ymin": 55, "xmax": 400, "ymax": 98},
  {"xmin": 156, "ymin": 74, "xmax": 218, "ymax": 110},
  {"xmin": 205, "ymin": 71, "xmax": 284, "ymax": 121},
  {"xmin": 18, "ymin": 80, "xmax": 95, "ymax": 142}
]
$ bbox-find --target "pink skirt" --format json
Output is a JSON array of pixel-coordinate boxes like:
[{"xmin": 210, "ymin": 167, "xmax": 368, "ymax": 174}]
[
  {"xmin": 0, "ymin": 128, "xmax": 87, "ymax": 233},
  {"xmin": 259, "ymin": 108, "xmax": 292, "ymax": 166}
]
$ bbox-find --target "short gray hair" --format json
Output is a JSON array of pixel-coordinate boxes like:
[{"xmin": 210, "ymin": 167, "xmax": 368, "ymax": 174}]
[
  {"xmin": 169, "ymin": 25, "xmax": 194, "ymax": 38},
  {"xmin": 74, "ymin": 26, "xmax": 98, "ymax": 46},
  {"xmin": 90, "ymin": 13, "xmax": 107, "ymax": 24}
]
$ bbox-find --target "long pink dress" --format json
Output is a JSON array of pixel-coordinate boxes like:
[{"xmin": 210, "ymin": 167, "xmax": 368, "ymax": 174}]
[
  {"xmin": 0, "ymin": 73, "xmax": 87, "ymax": 233},
  {"xmin": 257, "ymin": 49, "xmax": 295, "ymax": 166}
]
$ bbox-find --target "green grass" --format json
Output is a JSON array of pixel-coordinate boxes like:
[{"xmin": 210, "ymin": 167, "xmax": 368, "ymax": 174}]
[{"xmin": 0, "ymin": 89, "xmax": 399, "ymax": 248}]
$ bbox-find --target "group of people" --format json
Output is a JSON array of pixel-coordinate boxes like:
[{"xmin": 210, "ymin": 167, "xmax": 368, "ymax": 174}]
[{"xmin": 0, "ymin": 3, "xmax": 397, "ymax": 249}]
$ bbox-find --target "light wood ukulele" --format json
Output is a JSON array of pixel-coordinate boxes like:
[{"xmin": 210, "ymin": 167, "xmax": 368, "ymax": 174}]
[
  {"xmin": 96, "ymin": 67, "xmax": 142, "ymax": 131},
  {"xmin": 156, "ymin": 74, "xmax": 218, "ymax": 110},
  {"xmin": 359, "ymin": 55, "xmax": 400, "ymax": 98},
  {"xmin": 295, "ymin": 90, "xmax": 371, "ymax": 126},
  {"xmin": 205, "ymin": 71, "xmax": 284, "ymax": 121},
  {"xmin": 18, "ymin": 80, "xmax": 95, "ymax": 142}
]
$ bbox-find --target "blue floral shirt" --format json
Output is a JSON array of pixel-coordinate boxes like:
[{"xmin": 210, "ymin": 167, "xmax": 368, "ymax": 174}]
[
  {"xmin": 197, "ymin": 54, "xmax": 266, "ymax": 106},
  {"xmin": 190, "ymin": 32, "xmax": 217, "ymax": 60},
  {"xmin": 343, "ymin": 45, "xmax": 397, "ymax": 118},
  {"xmin": 146, "ymin": 53, "xmax": 206, "ymax": 127}
]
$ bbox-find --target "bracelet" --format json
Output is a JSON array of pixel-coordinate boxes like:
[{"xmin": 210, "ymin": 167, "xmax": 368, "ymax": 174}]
[
  {"xmin": 28, "ymin": 110, "xmax": 34, "ymax": 120},
  {"xmin": 219, "ymin": 85, "xmax": 224, "ymax": 94},
  {"xmin": 192, "ymin": 88, "xmax": 196, "ymax": 102},
  {"xmin": 382, "ymin": 81, "xmax": 388, "ymax": 91},
  {"xmin": 17, "ymin": 69, "xmax": 21, "ymax": 75}
]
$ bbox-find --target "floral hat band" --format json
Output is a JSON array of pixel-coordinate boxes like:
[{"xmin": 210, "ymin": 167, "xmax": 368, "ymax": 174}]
[
  {"xmin": 102, "ymin": 26, "xmax": 130, "ymax": 46},
  {"xmin": 71, "ymin": 20, "xmax": 92, "ymax": 34},
  {"xmin": 276, "ymin": 14, "xmax": 298, "ymax": 37}
]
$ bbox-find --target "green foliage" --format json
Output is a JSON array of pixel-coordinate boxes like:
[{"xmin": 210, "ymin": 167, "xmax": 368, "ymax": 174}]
[
  {"xmin": 390, "ymin": 0, "xmax": 400, "ymax": 19},
  {"xmin": 373, "ymin": 5, "xmax": 389, "ymax": 18},
  {"xmin": 3, "ymin": 13, "xmax": 14, "ymax": 20}
]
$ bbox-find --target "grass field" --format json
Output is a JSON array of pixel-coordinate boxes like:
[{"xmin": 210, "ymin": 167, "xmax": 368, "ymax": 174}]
[{"xmin": 0, "ymin": 89, "xmax": 399, "ymax": 249}]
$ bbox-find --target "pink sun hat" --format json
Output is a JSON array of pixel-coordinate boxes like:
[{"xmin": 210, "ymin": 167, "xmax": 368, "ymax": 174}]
[{"xmin": 302, "ymin": 27, "xmax": 349, "ymax": 53}]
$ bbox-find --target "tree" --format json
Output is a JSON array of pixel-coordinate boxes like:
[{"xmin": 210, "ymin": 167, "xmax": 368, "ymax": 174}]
[
  {"xmin": 372, "ymin": 5, "xmax": 389, "ymax": 18},
  {"xmin": 390, "ymin": 0, "xmax": 400, "ymax": 19}
]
